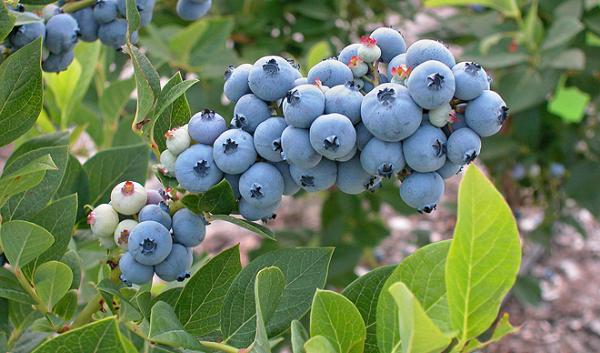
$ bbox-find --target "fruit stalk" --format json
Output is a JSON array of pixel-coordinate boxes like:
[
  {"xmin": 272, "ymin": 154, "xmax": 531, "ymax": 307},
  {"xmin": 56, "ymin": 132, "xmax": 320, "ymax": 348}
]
[
  {"xmin": 61, "ymin": 0, "xmax": 97, "ymax": 14},
  {"xmin": 199, "ymin": 341, "xmax": 240, "ymax": 353},
  {"xmin": 71, "ymin": 293, "xmax": 103, "ymax": 328}
]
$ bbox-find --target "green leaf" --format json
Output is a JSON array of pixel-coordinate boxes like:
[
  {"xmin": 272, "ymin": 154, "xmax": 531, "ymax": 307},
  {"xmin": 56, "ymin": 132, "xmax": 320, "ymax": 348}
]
[
  {"xmin": 127, "ymin": 46, "xmax": 160, "ymax": 129},
  {"xmin": 306, "ymin": 41, "xmax": 332, "ymax": 70},
  {"xmin": 1, "ymin": 145, "xmax": 69, "ymax": 221},
  {"xmin": 0, "ymin": 267, "xmax": 35, "ymax": 304},
  {"xmin": 175, "ymin": 244, "xmax": 242, "ymax": 339},
  {"xmin": 0, "ymin": 220, "xmax": 54, "ymax": 268},
  {"xmin": 55, "ymin": 155, "xmax": 89, "ymax": 220},
  {"xmin": 548, "ymin": 79, "xmax": 590, "ymax": 123},
  {"xmin": 565, "ymin": 161, "xmax": 600, "ymax": 218},
  {"xmin": 149, "ymin": 301, "xmax": 201, "ymax": 350},
  {"xmin": 152, "ymin": 76, "xmax": 191, "ymax": 152},
  {"xmin": 291, "ymin": 320, "xmax": 309, "ymax": 353},
  {"xmin": 446, "ymin": 165, "xmax": 521, "ymax": 342},
  {"xmin": 211, "ymin": 214, "xmax": 275, "ymax": 240},
  {"xmin": 52, "ymin": 289, "xmax": 77, "ymax": 320},
  {"xmin": 43, "ymin": 58, "xmax": 81, "ymax": 122},
  {"xmin": 423, "ymin": 0, "xmax": 520, "ymax": 18},
  {"xmin": 83, "ymin": 144, "xmax": 149, "ymax": 206},
  {"xmin": 310, "ymin": 289, "xmax": 366, "ymax": 353},
  {"xmin": 7, "ymin": 132, "xmax": 69, "ymax": 164},
  {"xmin": 31, "ymin": 317, "xmax": 129, "ymax": 353},
  {"xmin": 66, "ymin": 42, "xmax": 101, "ymax": 123},
  {"xmin": 463, "ymin": 313, "xmax": 518, "ymax": 352},
  {"xmin": 541, "ymin": 17, "xmax": 584, "ymax": 50},
  {"xmin": 0, "ymin": 38, "xmax": 43, "ymax": 147},
  {"xmin": 125, "ymin": 0, "xmax": 140, "ymax": 36},
  {"xmin": 342, "ymin": 265, "xmax": 394, "ymax": 353},
  {"xmin": 388, "ymin": 282, "xmax": 452, "ymax": 353},
  {"xmin": 376, "ymin": 241, "xmax": 451, "ymax": 353},
  {"xmin": 182, "ymin": 180, "xmax": 237, "ymax": 215},
  {"xmin": 0, "ymin": 154, "xmax": 57, "ymax": 208},
  {"xmin": 522, "ymin": 0, "xmax": 544, "ymax": 51},
  {"xmin": 96, "ymin": 279, "xmax": 143, "ymax": 322},
  {"xmin": 542, "ymin": 48, "xmax": 585, "ymax": 70},
  {"xmin": 304, "ymin": 336, "xmax": 337, "ymax": 353},
  {"xmin": 0, "ymin": 2, "xmax": 15, "ymax": 42},
  {"xmin": 99, "ymin": 79, "xmax": 136, "ymax": 123},
  {"xmin": 221, "ymin": 247, "xmax": 333, "ymax": 347},
  {"xmin": 249, "ymin": 267, "xmax": 286, "ymax": 353},
  {"xmin": 154, "ymin": 72, "xmax": 198, "ymax": 119},
  {"xmin": 33, "ymin": 261, "xmax": 72, "ymax": 311}
]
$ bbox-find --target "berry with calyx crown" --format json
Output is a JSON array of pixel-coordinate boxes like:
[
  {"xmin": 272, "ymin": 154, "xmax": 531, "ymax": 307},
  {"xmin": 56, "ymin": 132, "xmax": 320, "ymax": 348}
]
[{"xmin": 110, "ymin": 181, "xmax": 147, "ymax": 215}]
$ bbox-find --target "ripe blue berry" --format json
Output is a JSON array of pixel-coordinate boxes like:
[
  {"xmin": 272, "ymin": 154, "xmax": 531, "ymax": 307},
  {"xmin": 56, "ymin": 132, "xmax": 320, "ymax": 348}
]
[
  {"xmin": 154, "ymin": 244, "xmax": 193, "ymax": 282},
  {"xmin": 370, "ymin": 27, "xmax": 406, "ymax": 64},
  {"xmin": 280, "ymin": 126, "xmax": 322, "ymax": 169},
  {"xmin": 360, "ymin": 138, "xmax": 404, "ymax": 178},
  {"xmin": 239, "ymin": 198, "xmax": 280, "ymax": 222},
  {"xmin": 294, "ymin": 77, "xmax": 308, "ymax": 86},
  {"xmin": 283, "ymin": 84, "xmax": 325, "ymax": 128},
  {"xmin": 324, "ymin": 81, "xmax": 363, "ymax": 125},
  {"xmin": 213, "ymin": 129, "xmax": 257, "ymax": 174},
  {"xmin": 139, "ymin": 204, "xmax": 172, "ymax": 229},
  {"xmin": 355, "ymin": 122, "xmax": 373, "ymax": 151},
  {"xmin": 119, "ymin": 252, "xmax": 154, "ymax": 286},
  {"xmin": 253, "ymin": 117, "xmax": 287, "ymax": 162},
  {"xmin": 98, "ymin": 19, "xmax": 128, "ymax": 49},
  {"xmin": 406, "ymin": 60, "xmax": 455, "ymax": 110},
  {"xmin": 400, "ymin": 172, "xmax": 445, "ymax": 213},
  {"xmin": 248, "ymin": 56, "xmax": 297, "ymax": 101},
  {"xmin": 8, "ymin": 20, "xmax": 45, "ymax": 49},
  {"xmin": 224, "ymin": 64, "xmax": 252, "ymax": 103},
  {"xmin": 271, "ymin": 162, "xmax": 300, "ymax": 196},
  {"xmin": 307, "ymin": 59, "xmax": 353, "ymax": 87},
  {"xmin": 71, "ymin": 8, "xmax": 99, "ymax": 42},
  {"xmin": 224, "ymin": 174, "xmax": 241, "ymax": 199},
  {"xmin": 403, "ymin": 124, "xmax": 447, "ymax": 173},
  {"xmin": 128, "ymin": 220, "xmax": 173, "ymax": 266},
  {"xmin": 110, "ymin": 181, "xmax": 147, "ymax": 215},
  {"xmin": 188, "ymin": 109, "xmax": 227, "ymax": 145},
  {"xmin": 42, "ymin": 50, "xmax": 75, "ymax": 73},
  {"xmin": 464, "ymin": 90, "xmax": 508, "ymax": 137},
  {"xmin": 436, "ymin": 160, "xmax": 463, "ymax": 179},
  {"xmin": 239, "ymin": 162, "xmax": 284, "ymax": 208},
  {"xmin": 406, "ymin": 39, "xmax": 456, "ymax": 69},
  {"xmin": 338, "ymin": 43, "xmax": 360, "ymax": 65},
  {"xmin": 446, "ymin": 128, "xmax": 481, "ymax": 165},
  {"xmin": 387, "ymin": 53, "xmax": 406, "ymax": 78},
  {"xmin": 93, "ymin": 0, "xmax": 118, "ymax": 24},
  {"xmin": 232, "ymin": 94, "xmax": 271, "ymax": 133},
  {"xmin": 174, "ymin": 144, "xmax": 223, "ymax": 192},
  {"xmin": 360, "ymin": 83, "xmax": 422, "ymax": 142},
  {"xmin": 452, "ymin": 62, "xmax": 490, "ymax": 101},
  {"xmin": 337, "ymin": 155, "xmax": 379, "ymax": 194},
  {"xmin": 45, "ymin": 14, "xmax": 79, "ymax": 54},
  {"xmin": 550, "ymin": 163, "xmax": 565, "ymax": 178},
  {"xmin": 309, "ymin": 113, "xmax": 357, "ymax": 160},
  {"xmin": 289, "ymin": 159, "xmax": 337, "ymax": 192},
  {"xmin": 172, "ymin": 208, "xmax": 206, "ymax": 247},
  {"xmin": 138, "ymin": 0, "xmax": 155, "ymax": 26},
  {"xmin": 176, "ymin": 0, "xmax": 211, "ymax": 21}
]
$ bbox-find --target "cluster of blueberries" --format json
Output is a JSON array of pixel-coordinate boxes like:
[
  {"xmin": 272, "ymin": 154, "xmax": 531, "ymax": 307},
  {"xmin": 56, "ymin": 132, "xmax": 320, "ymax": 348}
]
[
  {"xmin": 5, "ymin": 0, "xmax": 210, "ymax": 72},
  {"xmin": 159, "ymin": 27, "xmax": 508, "ymax": 217},
  {"xmin": 88, "ymin": 181, "xmax": 206, "ymax": 286}
]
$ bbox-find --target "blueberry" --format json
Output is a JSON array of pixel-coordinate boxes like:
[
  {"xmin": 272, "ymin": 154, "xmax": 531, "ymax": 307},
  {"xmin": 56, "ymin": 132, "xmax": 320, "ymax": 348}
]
[
  {"xmin": 360, "ymin": 83, "xmax": 422, "ymax": 142},
  {"xmin": 110, "ymin": 181, "xmax": 147, "ymax": 215},
  {"xmin": 87, "ymin": 204, "xmax": 119, "ymax": 237},
  {"xmin": 71, "ymin": 8, "xmax": 99, "ymax": 42},
  {"xmin": 294, "ymin": 77, "xmax": 308, "ymax": 86},
  {"xmin": 176, "ymin": 0, "xmax": 211, "ymax": 21},
  {"xmin": 146, "ymin": 189, "xmax": 167, "ymax": 205},
  {"xmin": 42, "ymin": 50, "xmax": 75, "ymax": 73},
  {"xmin": 213, "ymin": 129, "xmax": 257, "ymax": 174},
  {"xmin": 283, "ymin": 84, "xmax": 325, "ymax": 128},
  {"xmin": 407, "ymin": 60, "xmax": 455, "ymax": 110},
  {"xmin": 160, "ymin": 149, "xmax": 177, "ymax": 176},
  {"xmin": 446, "ymin": 128, "xmax": 481, "ymax": 165},
  {"xmin": 248, "ymin": 56, "xmax": 297, "ymax": 101},
  {"xmin": 271, "ymin": 162, "xmax": 300, "ymax": 196},
  {"xmin": 223, "ymin": 173, "xmax": 241, "ymax": 199},
  {"xmin": 307, "ymin": 59, "xmax": 353, "ymax": 88},
  {"xmin": 406, "ymin": 39, "xmax": 456, "ymax": 69},
  {"xmin": 113, "ymin": 219, "xmax": 138, "ymax": 249},
  {"xmin": 155, "ymin": 244, "xmax": 193, "ymax": 282},
  {"xmin": 188, "ymin": 109, "xmax": 227, "ymax": 145},
  {"xmin": 309, "ymin": 113, "xmax": 357, "ymax": 160},
  {"xmin": 280, "ymin": 126, "xmax": 322, "ymax": 169},
  {"xmin": 324, "ymin": 81, "xmax": 363, "ymax": 124},
  {"xmin": 348, "ymin": 56, "xmax": 368, "ymax": 78},
  {"xmin": 337, "ymin": 155, "xmax": 379, "ymax": 195},
  {"xmin": 452, "ymin": 62, "xmax": 489, "ymax": 101},
  {"xmin": 357, "ymin": 36, "xmax": 381, "ymax": 63},
  {"xmin": 45, "ymin": 14, "xmax": 79, "ymax": 54},
  {"xmin": 387, "ymin": 53, "xmax": 406, "ymax": 78},
  {"xmin": 334, "ymin": 143, "xmax": 357, "ymax": 162},
  {"xmin": 239, "ymin": 198, "xmax": 280, "ymax": 222},
  {"xmin": 239, "ymin": 162, "xmax": 284, "ymax": 208},
  {"xmin": 289, "ymin": 159, "xmax": 337, "ymax": 192},
  {"xmin": 399, "ymin": 172, "xmax": 445, "ymax": 213},
  {"xmin": 253, "ymin": 117, "xmax": 287, "ymax": 162},
  {"xmin": 175, "ymin": 144, "xmax": 223, "ymax": 192},
  {"xmin": 355, "ymin": 122, "xmax": 373, "ymax": 151},
  {"xmin": 8, "ymin": 20, "xmax": 45, "ymax": 50},
  {"xmin": 224, "ymin": 64, "xmax": 252, "ymax": 103},
  {"xmin": 139, "ymin": 204, "xmax": 172, "ymax": 229},
  {"xmin": 119, "ymin": 252, "xmax": 154, "ymax": 286},
  {"xmin": 172, "ymin": 208, "xmax": 206, "ymax": 247},
  {"xmin": 360, "ymin": 138, "xmax": 404, "ymax": 178},
  {"xmin": 550, "ymin": 163, "xmax": 565, "ymax": 178},
  {"xmin": 450, "ymin": 110, "xmax": 468, "ymax": 130},
  {"xmin": 98, "ymin": 19, "xmax": 128, "ymax": 49},
  {"xmin": 464, "ymin": 90, "xmax": 508, "ymax": 137},
  {"xmin": 138, "ymin": 0, "xmax": 155, "ymax": 26},
  {"xmin": 94, "ymin": 0, "xmax": 118, "ymax": 24},
  {"xmin": 370, "ymin": 27, "xmax": 406, "ymax": 64},
  {"xmin": 42, "ymin": 5, "xmax": 62, "ymax": 21},
  {"xmin": 428, "ymin": 103, "xmax": 452, "ymax": 128},
  {"xmin": 128, "ymin": 220, "xmax": 173, "ymax": 266},
  {"xmin": 337, "ymin": 43, "xmax": 360, "ymax": 65},
  {"xmin": 436, "ymin": 160, "xmax": 463, "ymax": 179},
  {"xmin": 232, "ymin": 94, "xmax": 272, "ymax": 133},
  {"xmin": 165, "ymin": 126, "xmax": 191, "ymax": 155},
  {"xmin": 403, "ymin": 124, "xmax": 447, "ymax": 173}
]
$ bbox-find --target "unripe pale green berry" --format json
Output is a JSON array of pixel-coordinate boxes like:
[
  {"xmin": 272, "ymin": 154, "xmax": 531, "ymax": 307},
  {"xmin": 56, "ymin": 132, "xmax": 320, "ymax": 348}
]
[
  {"xmin": 429, "ymin": 102, "xmax": 452, "ymax": 128},
  {"xmin": 87, "ymin": 204, "xmax": 119, "ymax": 237},
  {"xmin": 348, "ymin": 56, "xmax": 368, "ymax": 78},
  {"xmin": 160, "ymin": 149, "xmax": 177, "ymax": 176},
  {"xmin": 113, "ymin": 219, "xmax": 138, "ymax": 250},
  {"xmin": 357, "ymin": 36, "xmax": 381, "ymax": 63},
  {"xmin": 165, "ymin": 126, "xmax": 191, "ymax": 155},
  {"xmin": 110, "ymin": 181, "xmax": 147, "ymax": 215}
]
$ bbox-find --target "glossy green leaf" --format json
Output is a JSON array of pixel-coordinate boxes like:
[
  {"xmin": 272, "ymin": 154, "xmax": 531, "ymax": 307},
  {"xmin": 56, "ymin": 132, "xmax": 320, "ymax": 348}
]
[
  {"xmin": 127, "ymin": 45, "xmax": 160, "ymax": 128},
  {"xmin": 182, "ymin": 179, "xmax": 237, "ymax": 215},
  {"xmin": 310, "ymin": 289, "xmax": 366, "ymax": 353},
  {"xmin": 0, "ymin": 220, "xmax": 54, "ymax": 268},
  {"xmin": 424, "ymin": 0, "xmax": 520, "ymax": 18},
  {"xmin": 154, "ymin": 72, "xmax": 198, "ymax": 119},
  {"xmin": 548, "ymin": 80, "xmax": 590, "ymax": 123},
  {"xmin": 389, "ymin": 282, "xmax": 452, "ymax": 353},
  {"xmin": 291, "ymin": 320, "xmax": 309, "ymax": 353},
  {"xmin": 0, "ymin": 154, "xmax": 56, "ymax": 208},
  {"xmin": 446, "ymin": 165, "xmax": 521, "ymax": 342},
  {"xmin": 0, "ymin": 267, "xmax": 35, "ymax": 304},
  {"xmin": 463, "ymin": 313, "xmax": 518, "ymax": 352},
  {"xmin": 33, "ymin": 261, "xmax": 72, "ymax": 311},
  {"xmin": 306, "ymin": 41, "xmax": 332, "ymax": 70},
  {"xmin": 175, "ymin": 244, "xmax": 241, "ymax": 339},
  {"xmin": 248, "ymin": 267, "xmax": 285, "ymax": 353},
  {"xmin": 99, "ymin": 79, "xmax": 136, "ymax": 123},
  {"xmin": 152, "ymin": 75, "xmax": 191, "ymax": 152},
  {"xmin": 221, "ymin": 248, "xmax": 333, "ymax": 347},
  {"xmin": 0, "ymin": 38, "xmax": 43, "ymax": 147},
  {"xmin": 304, "ymin": 335, "xmax": 337, "ymax": 353},
  {"xmin": 53, "ymin": 290, "xmax": 77, "ymax": 320},
  {"xmin": 149, "ymin": 301, "xmax": 202, "ymax": 350},
  {"xmin": 125, "ymin": 0, "xmax": 140, "ymax": 36},
  {"xmin": 0, "ymin": 2, "xmax": 15, "ymax": 42},
  {"xmin": 211, "ymin": 214, "xmax": 275, "ymax": 240},
  {"xmin": 522, "ymin": 0, "xmax": 543, "ymax": 51},
  {"xmin": 541, "ymin": 17, "xmax": 584, "ymax": 50}
]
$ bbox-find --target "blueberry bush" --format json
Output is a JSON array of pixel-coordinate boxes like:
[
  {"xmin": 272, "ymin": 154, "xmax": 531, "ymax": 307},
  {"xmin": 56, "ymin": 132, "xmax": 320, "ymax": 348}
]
[{"xmin": 0, "ymin": 0, "xmax": 542, "ymax": 351}]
